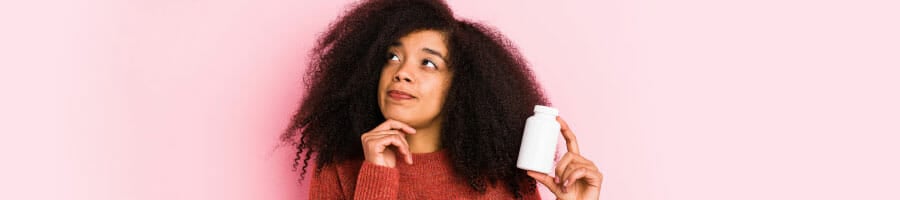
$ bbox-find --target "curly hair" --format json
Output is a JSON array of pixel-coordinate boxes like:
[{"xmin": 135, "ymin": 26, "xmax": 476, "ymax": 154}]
[{"xmin": 282, "ymin": 0, "xmax": 549, "ymax": 197}]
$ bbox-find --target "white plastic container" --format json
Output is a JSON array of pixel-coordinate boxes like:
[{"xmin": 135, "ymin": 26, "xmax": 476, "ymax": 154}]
[{"xmin": 516, "ymin": 105, "xmax": 561, "ymax": 174}]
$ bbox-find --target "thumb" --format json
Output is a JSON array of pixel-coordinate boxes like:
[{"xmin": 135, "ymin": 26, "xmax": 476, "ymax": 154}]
[{"xmin": 526, "ymin": 170, "xmax": 562, "ymax": 195}]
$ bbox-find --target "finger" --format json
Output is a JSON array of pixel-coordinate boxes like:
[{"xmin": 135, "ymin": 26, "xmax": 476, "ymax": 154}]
[
  {"xmin": 526, "ymin": 170, "xmax": 563, "ymax": 195},
  {"xmin": 394, "ymin": 134, "xmax": 413, "ymax": 164},
  {"xmin": 556, "ymin": 116, "xmax": 579, "ymax": 154},
  {"xmin": 383, "ymin": 134, "xmax": 413, "ymax": 164},
  {"xmin": 568, "ymin": 154, "xmax": 600, "ymax": 171},
  {"xmin": 365, "ymin": 134, "xmax": 407, "ymax": 153},
  {"xmin": 555, "ymin": 153, "xmax": 598, "ymax": 175},
  {"xmin": 396, "ymin": 134, "xmax": 413, "ymax": 164},
  {"xmin": 373, "ymin": 119, "xmax": 417, "ymax": 134},
  {"xmin": 363, "ymin": 130, "xmax": 414, "ymax": 164},
  {"xmin": 561, "ymin": 166, "xmax": 589, "ymax": 190},
  {"xmin": 369, "ymin": 134, "xmax": 412, "ymax": 163},
  {"xmin": 589, "ymin": 170, "xmax": 604, "ymax": 188},
  {"xmin": 360, "ymin": 130, "xmax": 402, "ymax": 144},
  {"xmin": 555, "ymin": 152, "xmax": 578, "ymax": 180},
  {"xmin": 565, "ymin": 167, "xmax": 603, "ymax": 189},
  {"xmin": 363, "ymin": 130, "xmax": 407, "ymax": 137},
  {"xmin": 363, "ymin": 134, "xmax": 391, "ymax": 152}
]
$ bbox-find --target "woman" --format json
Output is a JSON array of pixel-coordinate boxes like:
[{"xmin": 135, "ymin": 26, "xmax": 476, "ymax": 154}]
[{"xmin": 282, "ymin": 0, "xmax": 602, "ymax": 199}]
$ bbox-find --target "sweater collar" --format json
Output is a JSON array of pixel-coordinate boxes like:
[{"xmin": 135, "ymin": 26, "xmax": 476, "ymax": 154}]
[{"xmin": 397, "ymin": 148, "xmax": 453, "ymax": 176}]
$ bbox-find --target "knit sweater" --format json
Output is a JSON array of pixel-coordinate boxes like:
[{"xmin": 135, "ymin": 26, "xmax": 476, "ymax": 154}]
[{"xmin": 309, "ymin": 149, "xmax": 541, "ymax": 199}]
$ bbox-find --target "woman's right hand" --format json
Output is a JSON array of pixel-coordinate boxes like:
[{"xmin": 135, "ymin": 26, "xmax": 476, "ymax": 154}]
[{"xmin": 360, "ymin": 119, "xmax": 417, "ymax": 168}]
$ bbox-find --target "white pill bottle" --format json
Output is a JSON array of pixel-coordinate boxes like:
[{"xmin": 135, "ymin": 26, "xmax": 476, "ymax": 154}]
[{"xmin": 516, "ymin": 105, "xmax": 561, "ymax": 174}]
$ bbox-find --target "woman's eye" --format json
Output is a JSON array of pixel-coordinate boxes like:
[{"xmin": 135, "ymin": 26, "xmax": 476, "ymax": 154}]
[
  {"xmin": 388, "ymin": 54, "xmax": 400, "ymax": 61},
  {"xmin": 423, "ymin": 59, "xmax": 437, "ymax": 69}
]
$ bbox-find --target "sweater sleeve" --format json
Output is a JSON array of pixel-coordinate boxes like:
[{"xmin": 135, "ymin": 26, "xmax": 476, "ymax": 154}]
[
  {"xmin": 309, "ymin": 164, "xmax": 345, "ymax": 199},
  {"xmin": 353, "ymin": 161, "xmax": 400, "ymax": 199}
]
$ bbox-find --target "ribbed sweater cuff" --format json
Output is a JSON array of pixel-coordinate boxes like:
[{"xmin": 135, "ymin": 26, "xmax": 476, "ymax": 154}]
[{"xmin": 354, "ymin": 161, "xmax": 399, "ymax": 199}]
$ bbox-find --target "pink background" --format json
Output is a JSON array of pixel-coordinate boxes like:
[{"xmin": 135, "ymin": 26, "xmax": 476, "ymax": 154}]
[{"xmin": 2, "ymin": 0, "xmax": 899, "ymax": 199}]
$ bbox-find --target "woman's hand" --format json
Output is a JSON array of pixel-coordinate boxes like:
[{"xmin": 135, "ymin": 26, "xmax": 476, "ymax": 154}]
[
  {"xmin": 360, "ymin": 119, "xmax": 417, "ymax": 168},
  {"xmin": 527, "ymin": 117, "xmax": 603, "ymax": 200}
]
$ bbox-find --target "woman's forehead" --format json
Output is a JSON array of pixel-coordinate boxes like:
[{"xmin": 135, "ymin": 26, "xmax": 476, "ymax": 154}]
[{"xmin": 391, "ymin": 30, "xmax": 449, "ymax": 58}]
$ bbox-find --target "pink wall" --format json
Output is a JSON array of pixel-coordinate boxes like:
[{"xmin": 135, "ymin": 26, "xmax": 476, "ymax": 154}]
[{"xmin": 2, "ymin": 0, "xmax": 899, "ymax": 199}]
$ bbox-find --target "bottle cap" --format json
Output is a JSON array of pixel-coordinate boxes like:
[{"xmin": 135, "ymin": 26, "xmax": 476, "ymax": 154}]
[{"xmin": 533, "ymin": 105, "xmax": 559, "ymax": 116}]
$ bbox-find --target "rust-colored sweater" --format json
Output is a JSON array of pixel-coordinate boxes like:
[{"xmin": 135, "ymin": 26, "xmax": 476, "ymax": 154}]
[{"xmin": 309, "ymin": 149, "xmax": 541, "ymax": 199}]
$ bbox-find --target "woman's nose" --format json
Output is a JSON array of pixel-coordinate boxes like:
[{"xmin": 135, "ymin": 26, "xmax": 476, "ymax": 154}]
[
  {"xmin": 392, "ymin": 63, "xmax": 414, "ymax": 83},
  {"xmin": 393, "ymin": 73, "xmax": 412, "ymax": 83}
]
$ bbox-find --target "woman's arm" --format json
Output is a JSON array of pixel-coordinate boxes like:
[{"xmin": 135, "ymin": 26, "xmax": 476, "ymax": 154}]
[
  {"xmin": 308, "ymin": 160, "xmax": 401, "ymax": 200},
  {"xmin": 352, "ymin": 119, "xmax": 415, "ymax": 199},
  {"xmin": 352, "ymin": 161, "xmax": 400, "ymax": 199}
]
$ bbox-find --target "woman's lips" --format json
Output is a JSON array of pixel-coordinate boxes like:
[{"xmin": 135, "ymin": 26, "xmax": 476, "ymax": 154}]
[{"xmin": 388, "ymin": 90, "xmax": 415, "ymax": 100}]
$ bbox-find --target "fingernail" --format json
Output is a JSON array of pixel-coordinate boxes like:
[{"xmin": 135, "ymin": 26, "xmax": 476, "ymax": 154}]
[
  {"xmin": 554, "ymin": 177, "xmax": 559, "ymax": 183},
  {"xmin": 563, "ymin": 179, "xmax": 570, "ymax": 187}
]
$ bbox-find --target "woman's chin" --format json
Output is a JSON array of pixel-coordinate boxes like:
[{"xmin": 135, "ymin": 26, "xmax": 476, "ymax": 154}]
[
  {"xmin": 381, "ymin": 109, "xmax": 404, "ymax": 118},
  {"xmin": 381, "ymin": 110, "xmax": 418, "ymax": 126}
]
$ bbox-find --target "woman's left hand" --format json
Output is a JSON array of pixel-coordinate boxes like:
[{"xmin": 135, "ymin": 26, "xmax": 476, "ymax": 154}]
[{"xmin": 527, "ymin": 116, "xmax": 603, "ymax": 200}]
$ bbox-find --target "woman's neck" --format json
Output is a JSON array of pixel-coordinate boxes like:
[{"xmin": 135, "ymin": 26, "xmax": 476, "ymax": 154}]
[{"xmin": 406, "ymin": 122, "xmax": 442, "ymax": 153}]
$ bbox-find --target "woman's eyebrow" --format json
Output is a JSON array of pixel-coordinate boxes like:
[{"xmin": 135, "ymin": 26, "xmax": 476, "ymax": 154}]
[
  {"xmin": 422, "ymin": 48, "xmax": 447, "ymax": 62},
  {"xmin": 390, "ymin": 41, "xmax": 447, "ymax": 62}
]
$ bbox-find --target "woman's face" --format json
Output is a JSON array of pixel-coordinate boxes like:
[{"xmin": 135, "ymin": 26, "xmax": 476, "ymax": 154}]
[{"xmin": 378, "ymin": 30, "xmax": 453, "ymax": 129}]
